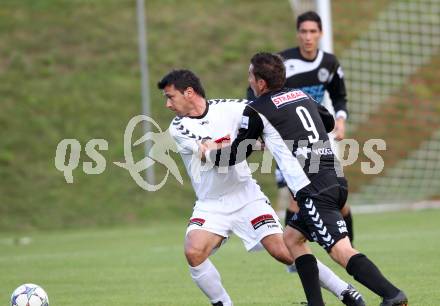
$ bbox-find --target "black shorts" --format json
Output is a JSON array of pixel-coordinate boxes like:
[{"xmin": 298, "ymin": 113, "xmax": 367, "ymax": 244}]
[
  {"xmin": 286, "ymin": 173, "xmax": 349, "ymax": 251},
  {"xmin": 336, "ymin": 176, "xmax": 348, "ymax": 210}
]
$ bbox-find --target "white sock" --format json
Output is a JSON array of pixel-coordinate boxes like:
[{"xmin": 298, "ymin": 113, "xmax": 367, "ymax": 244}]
[
  {"xmin": 316, "ymin": 259, "xmax": 349, "ymax": 298},
  {"xmin": 189, "ymin": 259, "xmax": 233, "ymax": 306}
]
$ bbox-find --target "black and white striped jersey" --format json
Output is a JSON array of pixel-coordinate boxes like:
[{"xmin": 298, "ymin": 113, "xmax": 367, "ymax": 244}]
[
  {"xmin": 247, "ymin": 47, "xmax": 348, "ymax": 119},
  {"xmin": 209, "ymin": 88, "xmax": 338, "ymax": 196},
  {"xmin": 169, "ymin": 99, "xmax": 268, "ymax": 213}
]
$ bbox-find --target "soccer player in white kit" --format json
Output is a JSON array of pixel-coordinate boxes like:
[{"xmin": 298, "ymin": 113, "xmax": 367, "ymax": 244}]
[{"xmin": 158, "ymin": 69, "xmax": 364, "ymax": 306}]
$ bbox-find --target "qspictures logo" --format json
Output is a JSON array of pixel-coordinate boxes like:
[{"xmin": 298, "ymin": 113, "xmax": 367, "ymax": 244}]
[{"xmin": 54, "ymin": 115, "xmax": 387, "ymax": 191}]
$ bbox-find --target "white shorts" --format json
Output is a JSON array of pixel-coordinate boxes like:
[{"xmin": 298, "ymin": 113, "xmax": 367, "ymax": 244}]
[{"xmin": 186, "ymin": 199, "xmax": 283, "ymax": 251}]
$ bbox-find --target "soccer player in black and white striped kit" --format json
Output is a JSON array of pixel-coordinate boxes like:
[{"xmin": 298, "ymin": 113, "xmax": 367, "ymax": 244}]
[{"xmin": 202, "ymin": 53, "xmax": 407, "ymax": 306}]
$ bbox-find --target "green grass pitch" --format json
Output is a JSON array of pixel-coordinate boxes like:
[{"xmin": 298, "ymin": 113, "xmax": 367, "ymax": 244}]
[{"xmin": 1, "ymin": 209, "xmax": 439, "ymax": 305}]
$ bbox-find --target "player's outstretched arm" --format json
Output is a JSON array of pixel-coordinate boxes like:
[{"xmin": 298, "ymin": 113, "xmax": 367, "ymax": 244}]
[{"xmin": 203, "ymin": 106, "xmax": 263, "ymax": 167}]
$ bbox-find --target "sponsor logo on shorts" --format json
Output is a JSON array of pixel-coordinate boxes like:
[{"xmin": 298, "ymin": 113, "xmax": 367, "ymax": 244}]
[
  {"xmin": 188, "ymin": 218, "xmax": 205, "ymax": 227},
  {"xmin": 337, "ymin": 220, "xmax": 348, "ymax": 234},
  {"xmin": 251, "ymin": 214, "xmax": 277, "ymax": 230}
]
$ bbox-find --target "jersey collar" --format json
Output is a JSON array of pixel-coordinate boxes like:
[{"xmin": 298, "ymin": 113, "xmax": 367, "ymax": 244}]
[
  {"xmin": 188, "ymin": 100, "xmax": 209, "ymax": 119},
  {"xmin": 296, "ymin": 47, "xmax": 320, "ymax": 62}
]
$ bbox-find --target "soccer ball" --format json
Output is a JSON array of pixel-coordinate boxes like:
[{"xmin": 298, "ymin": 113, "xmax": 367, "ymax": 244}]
[{"xmin": 10, "ymin": 283, "xmax": 49, "ymax": 306}]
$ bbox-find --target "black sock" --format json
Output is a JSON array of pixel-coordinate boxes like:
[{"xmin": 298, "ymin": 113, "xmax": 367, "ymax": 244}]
[
  {"xmin": 285, "ymin": 209, "xmax": 295, "ymax": 226},
  {"xmin": 346, "ymin": 253, "xmax": 400, "ymax": 299},
  {"xmin": 295, "ymin": 254, "xmax": 325, "ymax": 306},
  {"xmin": 343, "ymin": 211, "xmax": 354, "ymax": 243}
]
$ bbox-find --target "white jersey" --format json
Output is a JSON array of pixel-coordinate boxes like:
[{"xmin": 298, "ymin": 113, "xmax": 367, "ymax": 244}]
[{"xmin": 169, "ymin": 99, "xmax": 268, "ymax": 213}]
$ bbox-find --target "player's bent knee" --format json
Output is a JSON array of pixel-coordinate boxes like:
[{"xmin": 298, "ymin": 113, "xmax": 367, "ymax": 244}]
[
  {"xmin": 184, "ymin": 237, "xmax": 213, "ymax": 267},
  {"xmin": 261, "ymin": 235, "xmax": 293, "ymax": 265},
  {"xmin": 184, "ymin": 244, "xmax": 211, "ymax": 267},
  {"xmin": 329, "ymin": 237, "xmax": 358, "ymax": 267},
  {"xmin": 272, "ymin": 249, "xmax": 294, "ymax": 265},
  {"xmin": 283, "ymin": 227, "xmax": 309, "ymax": 259},
  {"xmin": 184, "ymin": 230, "xmax": 224, "ymax": 266},
  {"xmin": 283, "ymin": 227, "xmax": 306, "ymax": 246}
]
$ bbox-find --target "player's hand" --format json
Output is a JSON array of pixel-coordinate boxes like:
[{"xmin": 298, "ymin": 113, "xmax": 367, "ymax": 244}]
[
  {"xmin": 255, "ymin": 140, "xmax": 265, "ymax": 151},
  {"xmin": 334, "ymin": 118, "xmax": 345, "ymax": 141},
  {"xmin": 198, "ymin": 135, "xmax": 231, "ymax": 161}
]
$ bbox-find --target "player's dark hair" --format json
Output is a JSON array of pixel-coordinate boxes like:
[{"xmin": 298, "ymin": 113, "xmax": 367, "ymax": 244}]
[
  {"xmin": 296, "ymin": 11, "xmax": 322, "ymax": 31},
  {"xmin": 157, "ymin": 69, "xmax": 206, "ymax": 98},
  {"xmin": 250, "ymin": 52, "xmax": 286, "ymax": 91}
]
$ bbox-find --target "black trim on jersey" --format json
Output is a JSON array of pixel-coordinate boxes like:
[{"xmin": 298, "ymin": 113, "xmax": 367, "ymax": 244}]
[
  {"xmin": 188, "ymin": 101, "xmax": 209, "ymax": 119},
  {"xmin": 172, "ymin": 117, "xmax": 183, "ymax": 125},
  {"xmin": 286, "ymin": 47, "xmax": 318, "ymax": 62},
  {"xmin": 172, "ymin": 99, "xmax": 248, "ymax": 142},
  {"xmin": 208, "ymin": 98, "xmax": 248, "ymax": 105}
]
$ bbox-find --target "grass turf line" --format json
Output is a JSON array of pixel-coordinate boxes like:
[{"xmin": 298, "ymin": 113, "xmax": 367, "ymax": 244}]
[{"xmin": 1, "ymin": 210, "xmax": 439, "ymax": 305}]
